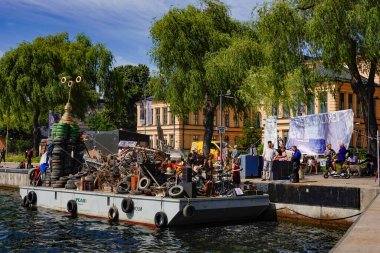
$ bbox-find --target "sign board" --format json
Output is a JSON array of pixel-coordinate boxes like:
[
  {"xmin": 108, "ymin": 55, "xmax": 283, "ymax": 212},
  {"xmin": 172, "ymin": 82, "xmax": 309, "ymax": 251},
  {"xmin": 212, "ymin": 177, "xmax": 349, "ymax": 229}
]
[
  {"xmin": 286, "ymin": 109, "xmax": 354, "ymax": 154},
  {"xmin": 264, "ymin": 116, "xmax": 278, "ymax": 149},
  {"xmin": 216, "ymin": 126, "xmax": 227, "ymax": 134}
]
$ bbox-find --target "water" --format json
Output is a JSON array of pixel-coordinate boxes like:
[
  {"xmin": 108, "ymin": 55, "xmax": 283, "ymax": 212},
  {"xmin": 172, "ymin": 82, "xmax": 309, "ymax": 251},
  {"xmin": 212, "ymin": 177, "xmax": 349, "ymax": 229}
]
[{"xmin": 0, "ymin": 188, "xmax": 347, "ymax": 253}]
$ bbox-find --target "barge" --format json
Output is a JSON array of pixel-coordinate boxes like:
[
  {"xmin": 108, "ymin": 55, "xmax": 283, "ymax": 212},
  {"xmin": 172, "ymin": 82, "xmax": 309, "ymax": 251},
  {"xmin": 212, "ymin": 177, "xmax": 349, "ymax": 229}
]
[{"xmin": 20, "ymin": 186, "xmax": 269, "ymax": 228}]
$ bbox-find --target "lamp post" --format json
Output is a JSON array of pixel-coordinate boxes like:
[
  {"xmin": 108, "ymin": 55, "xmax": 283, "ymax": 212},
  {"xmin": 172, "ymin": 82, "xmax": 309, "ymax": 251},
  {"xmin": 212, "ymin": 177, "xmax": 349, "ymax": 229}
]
[{"xmin": 218, "ymin": 91, "xmax": 234, "ymax": 168}]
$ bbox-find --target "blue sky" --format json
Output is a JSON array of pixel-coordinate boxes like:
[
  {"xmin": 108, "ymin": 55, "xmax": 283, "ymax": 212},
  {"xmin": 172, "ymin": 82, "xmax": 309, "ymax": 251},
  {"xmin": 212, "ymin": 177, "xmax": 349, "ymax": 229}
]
[{"xmin": 0, "ymin": 0, "xmax": 265, "ymax": 69}]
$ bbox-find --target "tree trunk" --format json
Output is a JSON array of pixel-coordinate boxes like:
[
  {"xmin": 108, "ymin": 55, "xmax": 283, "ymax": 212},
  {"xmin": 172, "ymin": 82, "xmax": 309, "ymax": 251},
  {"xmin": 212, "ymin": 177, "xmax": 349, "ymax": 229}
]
[
  {"xmin": 33, "ymin": 109, "xmax": 41, "ymax": 157},
  {"xmin": 203, "ymin": 100, "xmax": 217, "ymax": 156},
  {"xmin": 356, "ymin": 87, "xmax": 377, "ymax": 155}
]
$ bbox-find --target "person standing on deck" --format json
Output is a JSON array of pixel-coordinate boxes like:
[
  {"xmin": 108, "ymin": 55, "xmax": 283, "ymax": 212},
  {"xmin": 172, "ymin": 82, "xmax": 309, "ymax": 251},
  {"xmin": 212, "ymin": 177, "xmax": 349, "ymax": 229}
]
[
  {"xmin": 0, "ymin": 148, "xmax": 5, "ymax": 164},
  {"xmin": 291, "ymin": 146, "xmax": 302, "ymax": 183},
  {"xmin": 262, "ymin": 141, "xmax": 277, "ymax": 181}
]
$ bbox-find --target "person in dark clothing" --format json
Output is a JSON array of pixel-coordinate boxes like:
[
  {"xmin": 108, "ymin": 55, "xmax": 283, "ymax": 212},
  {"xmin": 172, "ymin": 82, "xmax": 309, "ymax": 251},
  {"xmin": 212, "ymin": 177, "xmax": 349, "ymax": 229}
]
[
  {"xmin": 204, "ymin": 154, "xmax": 214, "ymax": 181},
  {"xmin": 231, "ymin": 157, "xmax": 241, "ymax": 188},
  {"xmin": 26, "ymin": 149, "xmax": 33, "ymax": 169},
  {"xmin": 291, "ymin": 146, "xmax": 302, "ymax": 183},
  {"xmin": 360, "ymin": 154, "xmax": 377, "ymax": 177},
  {"xmin": 0, "ymin": 148, "xmax": 5, "ymax": 164}
]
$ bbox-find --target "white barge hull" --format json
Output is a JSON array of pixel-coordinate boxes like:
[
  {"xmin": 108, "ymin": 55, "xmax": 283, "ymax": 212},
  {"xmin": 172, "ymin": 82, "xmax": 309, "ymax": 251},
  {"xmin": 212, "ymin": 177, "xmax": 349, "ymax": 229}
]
[{"xmin": 20, "ymin": 186, "xmax": 269, "ymax": 227}]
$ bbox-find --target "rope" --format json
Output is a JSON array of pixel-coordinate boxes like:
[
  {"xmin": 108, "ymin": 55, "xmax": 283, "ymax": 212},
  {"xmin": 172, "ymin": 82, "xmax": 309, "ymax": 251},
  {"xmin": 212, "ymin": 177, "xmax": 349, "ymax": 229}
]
[{"xmin": 278, "ymin": 206, "xmax": 362, "ymax": 221}]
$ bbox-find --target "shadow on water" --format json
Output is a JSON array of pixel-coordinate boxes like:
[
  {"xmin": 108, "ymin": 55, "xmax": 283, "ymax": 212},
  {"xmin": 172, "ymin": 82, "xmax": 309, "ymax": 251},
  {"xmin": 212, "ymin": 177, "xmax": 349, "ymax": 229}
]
[{"xmin": 0, "ymin": 189, "xmax": 347, "ymax": 253}]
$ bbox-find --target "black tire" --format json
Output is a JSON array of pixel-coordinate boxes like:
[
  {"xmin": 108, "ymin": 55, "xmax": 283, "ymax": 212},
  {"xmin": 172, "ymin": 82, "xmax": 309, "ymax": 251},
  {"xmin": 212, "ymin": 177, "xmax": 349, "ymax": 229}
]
[
  {"xmin": 22, "ymin": 196, "xmax": 29, "ymax": 207},
  {"xmin": 121, "ymin": 198, "xmax": 134, "ymax": 213},
  {"xmin": 154, "ymin": 212, "xmax": 168, "ymax": 228},
  {"xmin": 116, "ymin": 181, "xmax": 131, "ymax": 194},
  {"xmin": 27, "ymin": 191, "xmax": 37, "ymax": 205},
  {"xmin": 67, "ymin": 200, "xmax": 77, "ymax": 215},
  {"xmin": 65, "ymin": 183, "xmax": 77, "ymax": 190},
  {"xmin": 183, "ymin": 204, "xmax": 195, "ymax": 218},
  {"xmin": 138, "ymin": 177, "xmax": 151, "ymax": 191},
  {"xmin": 108, "ymin": 206, "xmax": 119, "ymax": 221},
  {"xmin": 28, "ymin": 169, "xmax": 36, "ymax": 181},
  {"xmin": 168, "ymin": 185, "xmax": 184, "ymax": 198},
  {"xmin": 345, "ymin": 173, "xmax": 351, "ymax": 179},
  {"xmin": 323, "ymin": 172, "xmax": 329, "ymax": 179}
]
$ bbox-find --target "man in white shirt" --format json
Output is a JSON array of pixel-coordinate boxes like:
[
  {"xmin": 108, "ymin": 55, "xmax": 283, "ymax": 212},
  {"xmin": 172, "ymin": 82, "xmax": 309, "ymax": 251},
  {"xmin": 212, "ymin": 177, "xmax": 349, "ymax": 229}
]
[{"xmin": 262, "ymin": 141, "xmax": 278, "ymax": 181}]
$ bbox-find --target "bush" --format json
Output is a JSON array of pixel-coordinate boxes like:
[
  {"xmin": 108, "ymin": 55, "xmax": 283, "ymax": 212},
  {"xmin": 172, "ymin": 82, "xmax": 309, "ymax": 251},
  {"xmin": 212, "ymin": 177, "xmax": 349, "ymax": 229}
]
[{"xmin": 7, "ymin": 138, "xmax": 33, "ymax": 154}]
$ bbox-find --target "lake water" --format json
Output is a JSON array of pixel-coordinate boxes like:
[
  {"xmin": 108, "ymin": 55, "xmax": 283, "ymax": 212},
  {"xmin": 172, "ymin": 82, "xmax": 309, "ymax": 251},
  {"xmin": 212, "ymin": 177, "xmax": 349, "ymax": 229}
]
[{"xmin": 0, "ymin": 188, "xmax": 347, "ymax": 252}]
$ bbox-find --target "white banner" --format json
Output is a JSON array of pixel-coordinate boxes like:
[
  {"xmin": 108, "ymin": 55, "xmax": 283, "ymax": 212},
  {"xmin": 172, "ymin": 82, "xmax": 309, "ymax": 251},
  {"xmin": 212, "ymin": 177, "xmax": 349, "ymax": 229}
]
[
  {"xmin": 286, "ymin": 109, "xmax": 354, "ymax": 154},
  {"xmin": 264, "ymin": 116, "xmax": 278, "ymax": 149}
]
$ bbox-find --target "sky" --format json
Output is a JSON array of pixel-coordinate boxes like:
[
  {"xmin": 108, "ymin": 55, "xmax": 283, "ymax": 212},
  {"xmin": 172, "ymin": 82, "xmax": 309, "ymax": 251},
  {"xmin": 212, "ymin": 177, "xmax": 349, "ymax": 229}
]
[{"xmin": 0, "ymin": 0, "xmax": 265, "ymax": 69}]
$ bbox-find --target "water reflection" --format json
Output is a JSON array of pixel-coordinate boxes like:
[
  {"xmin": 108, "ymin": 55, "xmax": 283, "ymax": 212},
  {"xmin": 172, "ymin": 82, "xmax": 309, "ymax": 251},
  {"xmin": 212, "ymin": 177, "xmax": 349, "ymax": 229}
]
[{"xmin": 0, "ymin": 189, "xmax": 346, "ymax": 252}]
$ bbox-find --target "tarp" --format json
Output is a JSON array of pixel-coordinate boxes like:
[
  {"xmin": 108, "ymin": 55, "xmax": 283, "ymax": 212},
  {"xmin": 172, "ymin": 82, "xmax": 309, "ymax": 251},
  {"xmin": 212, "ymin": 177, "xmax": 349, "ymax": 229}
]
[
  {"xmin": 286, "ymin": 109, "xmax": 354, "ymax": 154},
  {"xmin": 264, "ymin": 116, "xmax": 278, "ymax": 149}
]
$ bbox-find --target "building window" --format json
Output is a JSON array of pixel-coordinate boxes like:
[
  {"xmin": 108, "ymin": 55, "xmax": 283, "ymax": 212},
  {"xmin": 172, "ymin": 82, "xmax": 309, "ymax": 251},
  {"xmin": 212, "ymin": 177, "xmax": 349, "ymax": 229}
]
[
  {"xmin": 212, "ymin": 136, "xmax": 216, "ymax": 141},
  {"xmin": 224, "ymin": 136, "xmax": 229, "ymax": 143},
  {"xmin": 163, "ymin": 108, "xmax": 168, "ymax": 125},
  {"xmin": 183, "ymin": 114, "xmax": 189, "ymax": 125},
  {"xmin": 234, "ymin": 114, "xmax": 239, "ymax": 127},
  {"xmin": 356, "ymin": 98, "xmax": 362, "ymax": 118},
  {"xmin": 149, "ymin": 108, "xmax": 153, "ymax": 125},
  {"xmin": 192, "ymin": 135, "xmax": 199, "ymax": 141},
  {"xmin": 283, "ymin": 105, "xmax": 290, "ymax": 118},
  {"xmin": 155, "ymin": 108, "xmax": 161, "ymax": 125},
  {"xmin": 272, "ymin": 104, "xmax": 278, "ymax": 116},
  {"xmin": 225, "ymin": 113, "xmax": 230, "ymax": 127},
  {"xmin": 307, "ymin": 96, "xmax": 315, "ymax": 115},
  {"xmin": 170, "ymin": 134, "xmax": 174, "ymax": 147},
  {"xmin": 320, "ymin": 92, "xmax": 328, "ymax": 113},
  {"xmin": 255, "ymin": 112, "xmax": 262, "ymax": 128},
  {"xmin": 214, "ymin": 114, "xmax": 217, "ymax": 125},
  {"xmin": 340, "ymin": 93, "xmax": 345, "ymax": 110},
  {"xmin": 234, "ymin": 136, "xmax": 238, "ymax": 145},
  {"xmin": 170, "ymin": 114, "xmax": 175, "ymax": 125},
  {"xmin": 163, "ymin": 135, "xmax": 168, "ymax": 145},
  {"xmin": 194, "ymin": 112, "xmax": 199, "ymax": 125},
  {"xmin": 348, "ymin": 94, "xmax": 353, "ymax": 110}
]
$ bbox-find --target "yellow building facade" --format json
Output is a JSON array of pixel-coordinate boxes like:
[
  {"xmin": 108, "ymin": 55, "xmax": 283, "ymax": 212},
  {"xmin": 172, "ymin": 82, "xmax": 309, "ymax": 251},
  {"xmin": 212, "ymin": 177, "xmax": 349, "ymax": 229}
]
[{"xmin": 136, "ymin": 98, "xmax": 245, "ymax": 150}]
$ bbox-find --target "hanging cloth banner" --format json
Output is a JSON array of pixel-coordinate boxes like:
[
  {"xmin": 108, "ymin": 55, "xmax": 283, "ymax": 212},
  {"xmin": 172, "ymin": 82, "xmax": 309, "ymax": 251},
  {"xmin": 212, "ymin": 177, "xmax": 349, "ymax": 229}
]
[
  {"xmin": 286, "ymin": 109, "xmax": 354, "ymax": 154},
  {"xmin": 264, "ymin": 116, "xmax": 278, "ymax": 149}
]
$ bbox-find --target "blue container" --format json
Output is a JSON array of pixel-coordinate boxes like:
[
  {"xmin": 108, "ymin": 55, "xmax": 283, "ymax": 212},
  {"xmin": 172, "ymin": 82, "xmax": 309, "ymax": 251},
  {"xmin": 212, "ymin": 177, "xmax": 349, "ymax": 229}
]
[{"xmin": 239, "ymin": 155, "xmax": 262, "ymax": 178}]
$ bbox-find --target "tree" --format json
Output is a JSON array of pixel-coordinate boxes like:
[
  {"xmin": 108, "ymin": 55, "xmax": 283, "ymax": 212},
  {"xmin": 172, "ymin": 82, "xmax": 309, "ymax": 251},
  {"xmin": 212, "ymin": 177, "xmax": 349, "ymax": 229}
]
[
  {"xmin": 149, "ymin": 0, "xmax": 261, "ymax": 154},
  {"xmin": 87, "ymin": 111, "xmax": 116, "ymax": 131},
  {"xmin": 104, "ymin": 64, "xmax": 150, "ymax": 131},
  {"xmin": 242, "ymin": 0, "xmax": 380, "ymax": 154},
  {"xmin": 0, "ymin": 33, "xmax": 113, "ymax": 154}
]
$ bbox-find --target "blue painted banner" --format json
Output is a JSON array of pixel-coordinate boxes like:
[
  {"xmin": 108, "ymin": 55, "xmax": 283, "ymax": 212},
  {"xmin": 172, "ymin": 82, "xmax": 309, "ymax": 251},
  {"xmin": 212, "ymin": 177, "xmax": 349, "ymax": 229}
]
[{"xmin": 286, "ymin": 109, "xmax": 354, "ymax": 154}]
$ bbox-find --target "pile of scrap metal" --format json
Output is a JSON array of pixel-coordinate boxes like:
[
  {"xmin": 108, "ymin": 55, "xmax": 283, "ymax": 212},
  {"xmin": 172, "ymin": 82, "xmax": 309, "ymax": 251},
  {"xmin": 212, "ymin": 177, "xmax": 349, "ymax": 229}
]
[{"xmin": 83, "ymin": 146, "xmax": 194, "ymax": 198}]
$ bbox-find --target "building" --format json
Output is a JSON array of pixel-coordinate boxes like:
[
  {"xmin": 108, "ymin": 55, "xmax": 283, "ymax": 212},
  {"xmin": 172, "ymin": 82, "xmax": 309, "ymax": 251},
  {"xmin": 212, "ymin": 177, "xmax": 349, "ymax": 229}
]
[
  {"xmin": 260, "ymin": 67, "xmax": 380, "ymax": 149},
  {"xmin": 136, "ymin": 97, "xmax": 245, "ymax": 150}
]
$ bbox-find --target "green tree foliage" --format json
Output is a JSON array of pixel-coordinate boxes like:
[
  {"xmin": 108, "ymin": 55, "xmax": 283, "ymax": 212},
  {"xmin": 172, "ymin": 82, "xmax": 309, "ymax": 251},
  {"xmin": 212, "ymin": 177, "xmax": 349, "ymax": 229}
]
[
  {"xmin": 104, "ymin": 64, "xmax": 150, "ymax": 131},
  {"xmin": 87, "ymin": 111, "xmax": 116, "ymax": 131},
  {"xmin": 241, "ymin": 0, "xmax": 380, "ymax": 154},
  {"xmin": 0, "ymin": 33, "xmax": 113, "ymax": 153},
  {"xmin": 149, "ymin": 0, "xmax": 261, "ymax": 154}
]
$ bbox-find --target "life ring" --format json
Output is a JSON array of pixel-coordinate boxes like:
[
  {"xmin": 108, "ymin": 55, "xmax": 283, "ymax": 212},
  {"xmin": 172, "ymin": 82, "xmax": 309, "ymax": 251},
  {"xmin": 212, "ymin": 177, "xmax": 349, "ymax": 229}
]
[
  {"xmin": 138, "ymin": 177, "xmax": 151, "ymax": 191},
  {"xmin": 27, "ymin": 191, "xmax": 37, "ymax": 205},
  {"xmin": 154, "ymin": 211, "xmax": 168, "ymax": 228},
  {"xmin": 67, "ymin": 200, "xmax": 78, "ymax": 215},
  {"xmin": 168, "ymin": 185, "xmax": 184, "ymax": 198},
  {"xmin": 183, "ymin": 204, "xmax": 195, "ymax": 218},
  {"xmin": 116, "ymin": 181, "xmax": 131, "ymax": 194},
  {"xmin": 108, "ymin": 206, "xmax": 119, "ymax": 221},
  {"xmin": 121, "ymin": 198, "xmax": 134, "ymax": 213},
  {"xmin": 22, "ymin": 196, "xmax": 29, "ymax": 207}
]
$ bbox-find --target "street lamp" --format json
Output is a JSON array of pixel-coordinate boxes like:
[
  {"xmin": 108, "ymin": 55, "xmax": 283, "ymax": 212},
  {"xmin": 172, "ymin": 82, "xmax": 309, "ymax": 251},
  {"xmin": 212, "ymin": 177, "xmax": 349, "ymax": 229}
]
[{"xmin": 218, "ymin": 91, "xmax": 234, "ymax": 169}]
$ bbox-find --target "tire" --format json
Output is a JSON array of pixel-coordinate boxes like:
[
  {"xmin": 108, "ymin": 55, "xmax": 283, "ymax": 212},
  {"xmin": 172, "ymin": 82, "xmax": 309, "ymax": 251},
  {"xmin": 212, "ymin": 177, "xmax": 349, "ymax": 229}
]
[
  {"xmin": 121, "ymin": 198, "xmax": 134, "ymax": 213},
  {"xmin": 183, "ymin": 204, "xmax": 195, "ymax": 218},
  {"xmin": 154, "ymin": 212, "xmax": 168, "ymax": 228},
  {"xmin": 168, "ymin": 185, "xmax": 184, "ymax": 198},
  {"xmin": 323, "ymin": 172, "xmax": 329, "ymax": 179},
  {"xmin": 116, "ymin": 181, "xmax": 131, "ymax": 194},
  {"xmin": 345, "ymin": 173, "xmax": 351, "ymax": 179},
  {"xmin": 67, "ymin": 200, "xmax": 77, "ymax": 215},
  {"xmin": 108, "ymin": 206, "xmax": 119, "ymax": 221},
  {"xmin": 27, "ymin": 191, "xmax": 37, "ymax": 205},
  {"xmin": 138, "ymin": 177, "xmax": 151, "ymax": 191},
  {"xmin": 21, "ymin": 196, "xmax": 29, "ymax": 207},
  {"xmin": 28, "ymin": 169, "xmax": 36, "ymax": 181}
]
